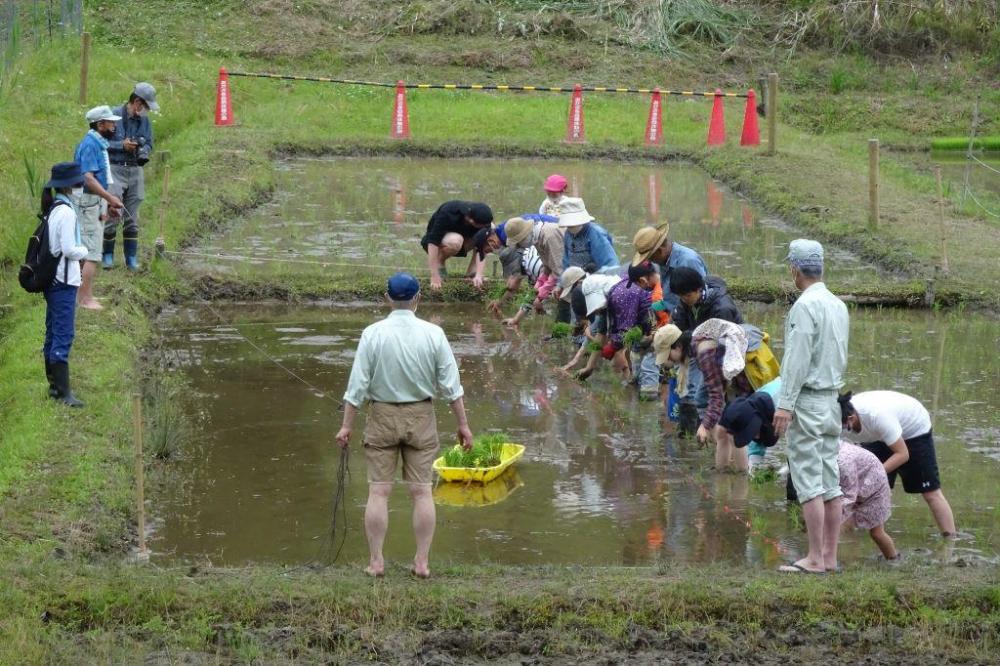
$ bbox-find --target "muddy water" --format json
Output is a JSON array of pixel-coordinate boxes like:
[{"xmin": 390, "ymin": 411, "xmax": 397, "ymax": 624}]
[
  {"xmin": 194, "ymin": 156, "xmax": 889, "ymax": 286},
  {"xmin": 152, "ymin": 303, "xmax": 999, "ymax": 568},
  {"xmin": 933, "ymin": 152, "xmax": 1000, "ymax": 199}
]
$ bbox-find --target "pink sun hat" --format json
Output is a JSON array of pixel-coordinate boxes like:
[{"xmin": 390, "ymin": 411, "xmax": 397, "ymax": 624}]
[{"xmin": 543, "ymin": 174, "xmax": 568, "ymax": 193}]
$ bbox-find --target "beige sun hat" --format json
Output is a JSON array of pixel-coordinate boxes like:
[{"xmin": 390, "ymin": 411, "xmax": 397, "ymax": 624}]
[
  {"xmin": 581, "ymin": 274, "xmax": 620, "ymax": 315},
  {"xmin": 503, "ymin": 217, "xmax": 533, "ymax": 246},
  {"xmin": 558, "ymin": 266, "xmax": 587, "ymax": 301},
  {"xmin": 653, "ymin": 324, "xmax": 682, "ymax": 365},
  {"xmin": 557, "ymin": 197, "xmax": 594, "ymax": 228},
  {"xmin": 631, "ymin": 223, "xmax": 670, "ymax": 266}
]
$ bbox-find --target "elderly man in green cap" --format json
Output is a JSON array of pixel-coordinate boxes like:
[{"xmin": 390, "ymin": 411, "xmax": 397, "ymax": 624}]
[{"xmin": 773, "ymin": 239, "xmax": 849, "ymax": 574}]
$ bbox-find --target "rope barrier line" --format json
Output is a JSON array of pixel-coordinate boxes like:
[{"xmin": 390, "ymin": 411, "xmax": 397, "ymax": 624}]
[
  {"xmin": 968, "ymin": 153, "xmax": 1000, "ymax": 176},
  {"xmin": 225, "ymin": 71, "xmax": 748, "ymax": 98},
  {"xmin": 964, "ymin": 185, "xmax": 1000, "ymax": 218}
]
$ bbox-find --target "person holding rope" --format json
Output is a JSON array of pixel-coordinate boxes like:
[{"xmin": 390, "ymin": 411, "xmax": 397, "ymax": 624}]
[
  {"xmin": 336, "ymin": 272, "xmax": 473, "ymax": 578},
  {"xmin": 104, "ymin": 82, "xmax": 159, "ymax": 272},
  {"xmin": 421, "ymin": 200, "xmax": 494, "ymax": 290}
]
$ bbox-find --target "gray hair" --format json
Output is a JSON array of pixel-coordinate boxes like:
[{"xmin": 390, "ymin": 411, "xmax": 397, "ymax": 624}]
[{"xmin": 796, "ymin": 264, "xmax": 823, "ymax": 278}]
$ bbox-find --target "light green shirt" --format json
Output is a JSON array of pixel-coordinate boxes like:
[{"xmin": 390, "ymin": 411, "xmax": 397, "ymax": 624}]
[
  {"xmin": 343, "ymin": 310, "xmax": 464, "ymax": 407},
  {"xmin": 777, "ymin": 282, "xmax": 849, "ymax": 411}
]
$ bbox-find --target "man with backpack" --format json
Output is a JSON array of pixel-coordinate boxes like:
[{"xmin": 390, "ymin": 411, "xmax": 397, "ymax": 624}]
[{"xmin": 73, "ymin": 105, "xmax": 124, "ymax": 310}]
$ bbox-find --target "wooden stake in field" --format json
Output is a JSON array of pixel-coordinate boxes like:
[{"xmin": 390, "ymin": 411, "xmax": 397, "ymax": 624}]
[
  {"xmin": 155, "ymin": 151, "xmax": 171, "ymax": 259},
  {"xmin": 132, "ymin": 394, "xmax": 149, "ymax": 561},
  {"xmin": 79, "ymin": 31, "xmax": 91, "ymax": 105},
  {"xmin": 868, "ymin": 139, "xmax": 879, "ymax": 228},
  {"xmin": 934, "ymin": 165, "xmax": 950, "ymax": 274},
  {"xmin": 766, "ymin": 72, "xmax": 778, "ymax": 156}
]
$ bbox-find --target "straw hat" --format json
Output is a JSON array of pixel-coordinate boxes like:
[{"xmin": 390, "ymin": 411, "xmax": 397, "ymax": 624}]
[
  {"xmin": 504, "ymin": 217, "xmax": 533, "ymax": 246},
  {"xmin": 631, "ymin": 223, "xmax": 670, "ymax": 266}
]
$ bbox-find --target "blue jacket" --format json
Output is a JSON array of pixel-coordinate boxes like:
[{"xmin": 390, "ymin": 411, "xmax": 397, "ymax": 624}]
[
  {"xmin": 659, "ymin": 241, "xmax": 708, "ymax": 312},
  {"xmin": 562, "ymin": 222, "xmax": 617, "ymax": 271}
]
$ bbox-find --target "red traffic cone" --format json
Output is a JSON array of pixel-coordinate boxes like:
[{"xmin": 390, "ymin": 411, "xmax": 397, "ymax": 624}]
[
  {"xmin": 707, "ymin": 89, "xmax": 725, "ymax": 146},
  {"xmin": 565, "ymin": 84, "xmax": 586, "ymax": 144},
  {"xmin": 215, "ymin": 67, "xmax": 233, "ymax": 127},
  {"xmin": 740, "ymin": 89, "xmax": 760, "ymax": 146},
  {"xmin": 645, "ymin": 89, "xmax": 664, "ymax": 146},
  {"xmin": 390, "ymin": 81, "xmax": 410, "ymax": 140}
]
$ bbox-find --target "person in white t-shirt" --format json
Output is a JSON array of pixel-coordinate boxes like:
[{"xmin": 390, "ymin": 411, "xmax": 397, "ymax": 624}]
[{"xmin": 839, "ymin": 390, "xmax": 956, "ymax": 537}]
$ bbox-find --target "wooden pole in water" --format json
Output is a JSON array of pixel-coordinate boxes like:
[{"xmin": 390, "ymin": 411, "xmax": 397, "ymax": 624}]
[
  {"xmin": 934, "ymin": 165, "xmax": 950, "ymax": 274},
  {"xmin": 132, "ymin": 394, "xmax": 148, "ymax": 559},
  {"xmin": 155, "ymin": 151, "xmax": 171, "ymax": 259},
  {"xmin": 79, "ymin": 31, "xmax": 91, "ymax": 105},
  {"xmin": 766, "ymin": 73, "xmax": 778, "ymax": 156},
  {"xmin": 868, "ymin": 139, "xmax": 879, "ymax": 228}
]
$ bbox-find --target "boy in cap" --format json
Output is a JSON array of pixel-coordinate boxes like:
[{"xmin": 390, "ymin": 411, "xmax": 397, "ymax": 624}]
[
  {"xmin": 337, "ymin": 272, "xmax": 473, "ymax": 579},
  {"xmin": 773, "ymin": 239, "xmax": 850, "ymax": 574},
  {"xmin": 104, "ymin": 82, "xmax": 159, "ymax": 271},
  {"xmin": 74, "ymin": 105, "xmax": 125, "ymax": 310},
  {"xmin": 421, "ymin": 200, "xmax": 494, "ymax": 290}
]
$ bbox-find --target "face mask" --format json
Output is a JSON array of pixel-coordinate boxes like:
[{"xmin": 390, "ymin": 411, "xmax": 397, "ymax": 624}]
[{"xmin": 71, "ymin": 187, "xmax": 83, "ymax": 198}]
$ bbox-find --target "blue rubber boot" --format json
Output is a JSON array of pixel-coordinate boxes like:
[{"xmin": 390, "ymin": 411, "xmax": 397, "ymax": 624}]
[
  {"xmin": 124, "ymin": 239, "xmax": 140, "ymax": 272},
  {"xmin": 102, "ymin": 237, "xmax": 115, "ymax": 269}
]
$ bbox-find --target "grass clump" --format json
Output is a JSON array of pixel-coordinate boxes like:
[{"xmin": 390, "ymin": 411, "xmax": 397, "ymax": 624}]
[
  {"xmin": 441, "ymin": 432, "xmax": 510, "ymax": 468},
  {"xmin": 549, "ymin": 322, "xmax": 573, "ymax": 339},
  {"xmin": 622, "ymin": 325, "xmax": 644, "ymax": 347},
  {"xmin": 931, "ymin": 136, "xmax": 1000, "ymax": 151}
]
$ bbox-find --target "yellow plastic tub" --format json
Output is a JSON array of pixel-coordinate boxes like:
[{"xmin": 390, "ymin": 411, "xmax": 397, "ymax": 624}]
[{"xmin": 433, "ymin": 443, "xmax": 526, "ymax": 483}]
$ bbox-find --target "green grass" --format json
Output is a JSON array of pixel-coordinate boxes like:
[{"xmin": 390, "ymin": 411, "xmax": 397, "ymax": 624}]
[
  {"xmin": 441, "ymin": 432, "xmax": 509, "ymax": 467},
  {"xmin": 931, "ymin": 136, "xmax": 1000, "ymax": 151},
  {"xmin": 1, "ymin": 0, "xmax": 1000, "ymax": 661}
]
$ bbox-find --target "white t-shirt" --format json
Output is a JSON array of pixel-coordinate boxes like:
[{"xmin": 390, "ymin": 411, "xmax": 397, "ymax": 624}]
[
  {"xmin": 46, "ymin": 200, "xmax": 89, "ymax": 287},
  {"xmin": 841, "ymin": 390, "xmax": 932, "ymax": 445}
]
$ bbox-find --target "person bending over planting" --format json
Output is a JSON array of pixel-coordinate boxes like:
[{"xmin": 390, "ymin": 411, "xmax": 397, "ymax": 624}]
[
  {"xmin": 420, "ymin": 200, "xmax": 493, "ymax": 291},
  {"xmin": 337, "ymin": 273, "xmax": 473, "ymax": 578},
  {"xmin": 563, "ymin": 271, "xmax": 619, "ymax": 379},
  {"xmin": 840, "ymin": 390, "xmax": 956, "ymax": 537},
  {"xmin": 592, "ymin": 262, "xmax": 657, "ymax": 383}
]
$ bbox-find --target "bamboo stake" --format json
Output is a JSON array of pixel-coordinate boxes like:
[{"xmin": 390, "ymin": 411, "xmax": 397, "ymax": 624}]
[
  {"xmin": 155, "ymin": 151, "xmax": 170, "ymax": 258},
  {"xmin": 132, "ymin": 394, "xmax": 149, "ymax": 560},
  {"xmin": 78, "ymin": 31, "xmax": 90, "ymax": 105},
  {"xmin": 766, "ymin": 73, "xmax": 778, "ymax": 156},
  {"xmin": 934, "ymin": 165, "xmax": 950, "ymax": 274},
  {"xmin": 868, "ymin": 139, "xmax": 879, "ymax": 228}
]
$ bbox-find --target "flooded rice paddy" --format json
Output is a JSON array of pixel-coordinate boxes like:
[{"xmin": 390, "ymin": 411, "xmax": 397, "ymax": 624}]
[
  {"xmin": 193, "ymin": 156, "xmax": 892, "ymax": 286},
  {"xmin": 152, "ymin": 303, "xmax": 1000, "ymax": 568}
]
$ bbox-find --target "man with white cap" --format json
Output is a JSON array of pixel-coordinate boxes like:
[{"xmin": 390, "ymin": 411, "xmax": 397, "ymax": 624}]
[
  {"xmin": 73, "ymin": 105, "xmax": 124, "ymax": 310},
  {"xmin": 773, "ymin": 239, "xmax": 849, "ymax": 574},
  {"xmin": 558, "ymin": 198, "xmax": 618, "ymax": 274},
  {"xmin": 104, "ymin": 82, "xmax": 159, "ymax": 271}
]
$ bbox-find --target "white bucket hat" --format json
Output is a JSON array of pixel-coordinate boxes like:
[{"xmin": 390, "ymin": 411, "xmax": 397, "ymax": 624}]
[
  {"xmin": 581, "ymin": 274, "xmax": 620, "ymax": 315},
  {"xmin": 557, "ymin": 197, "xmax": 594, "ymax": 228}
]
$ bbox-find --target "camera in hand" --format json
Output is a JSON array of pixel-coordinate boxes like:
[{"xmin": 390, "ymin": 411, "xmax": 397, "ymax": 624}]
[{"xmin": 133, "ymin": 136, "xmax": 151, "ymax": 166}]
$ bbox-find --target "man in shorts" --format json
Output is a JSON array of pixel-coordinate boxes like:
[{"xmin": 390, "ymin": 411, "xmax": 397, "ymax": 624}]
[
  {"xmin": 773, "ymin": 239, "xmax": 849, "ymax": 574},
  {"xmin": 840, "ymin": 390, "xmax": 956, "ymax": 536},
  {"xmin": 336, "ymin": 272, "xmax": 473, "ymax": 578},
  {"xmin": 74, "ymin": 106, "xmax": 124, "ymax": 309}
]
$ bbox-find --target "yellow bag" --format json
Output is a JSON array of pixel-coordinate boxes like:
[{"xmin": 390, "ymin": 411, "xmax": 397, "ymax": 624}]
[{"xmin": 744, "ymin": 331, "xmax": 780, "ymax": 390}]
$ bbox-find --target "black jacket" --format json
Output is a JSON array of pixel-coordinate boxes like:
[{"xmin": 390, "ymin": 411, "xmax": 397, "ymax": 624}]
[
  {"xmin": 421, "ymin": 200, "xmax": 475, "ymax": 250},
  {"xmin": 671, "ymin": 276, "xmax": 743, "ymax": 333}
]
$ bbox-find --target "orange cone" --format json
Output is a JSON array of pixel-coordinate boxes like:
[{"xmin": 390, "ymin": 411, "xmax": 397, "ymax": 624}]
[
  {"xmin": 740, "ymin": 89, "xmax": 760, "ymax": 146},
  {"xmin": 390, "ymin": 81, "xmax": 410, "ymax": 139},
  {"xmin": 644, "ymin": 89, "xmax": 664, "ymax": 146},
  {"xmin": 214, "ymin": 67, "xmax": 233, "ymax": 127},
  {"xmin": 565, "ymin": 84, "xmax": 586, "ymax": 144},
  {"xmin": 707, "ymin": 89, "xmax": 725, "ymax": 146}
]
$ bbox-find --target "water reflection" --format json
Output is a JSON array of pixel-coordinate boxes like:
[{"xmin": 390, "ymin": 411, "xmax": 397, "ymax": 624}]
[
  {"xmin": 193, "ymin": 157, "xmax": 889, "ymax": 286},
  {"xmin": 152, "ymin": 303, "xmax": 1000, "ymax": 568}
]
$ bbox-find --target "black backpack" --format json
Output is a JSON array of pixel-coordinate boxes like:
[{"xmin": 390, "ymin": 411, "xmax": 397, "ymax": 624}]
[{"xmin": 18, "ymin": 200, "xmax": 68, "ymax": 293}]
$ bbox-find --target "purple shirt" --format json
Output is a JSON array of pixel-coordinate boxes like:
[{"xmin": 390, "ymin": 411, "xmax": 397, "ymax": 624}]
[{"xmin": 606, "ymin": 278, "xmax": 652, "ymax": 349}]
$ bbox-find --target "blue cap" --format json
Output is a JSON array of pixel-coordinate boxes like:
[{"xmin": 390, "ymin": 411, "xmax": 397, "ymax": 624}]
[{"xmin": 387, "ymin": 272, "xmax": 420, "ymax": 300}]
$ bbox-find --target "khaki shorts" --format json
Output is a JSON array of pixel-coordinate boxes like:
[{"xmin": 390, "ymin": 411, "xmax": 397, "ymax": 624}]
[
  {"xmin": 786, "ymin": 389, "xmax": 843, "ymax": 504},
  {"xmin": 363, "ymin": 401, "xmax": 439, "ymax": 484},
  {"xmin": 75, "ymin": 193, "xmax": 104, "ymax": 262}
]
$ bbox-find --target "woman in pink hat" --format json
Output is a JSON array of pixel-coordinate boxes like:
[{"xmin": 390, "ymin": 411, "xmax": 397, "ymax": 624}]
[{"xmin": 539, "ymin": 174, "xmax": 569, "ymax": 216}]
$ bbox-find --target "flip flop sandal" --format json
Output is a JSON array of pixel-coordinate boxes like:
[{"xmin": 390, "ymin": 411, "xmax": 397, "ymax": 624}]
[{"xmin": 778, "ymin": 563, "xmax": 826, "ymax": 574}]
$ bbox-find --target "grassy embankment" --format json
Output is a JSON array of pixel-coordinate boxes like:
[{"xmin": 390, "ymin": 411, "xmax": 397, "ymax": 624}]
[{"xmin": 1, "ymin": 0, "xmax": 999, "ymax": 661}]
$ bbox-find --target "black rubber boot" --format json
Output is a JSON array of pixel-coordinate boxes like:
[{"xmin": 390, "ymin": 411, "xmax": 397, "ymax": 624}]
[
  {"xmin": 50, "ymin": 361, "xmax": 84, "ymax": 408},
  {"xmin": 45, "ymin": 358, "xmax": 58, "ymax": 398}
]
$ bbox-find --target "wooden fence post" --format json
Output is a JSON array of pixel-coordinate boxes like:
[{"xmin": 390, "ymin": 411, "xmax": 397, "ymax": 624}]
[
  {"xmin": 79, "ymin": 31, "xmax": 91, "ymax": 105},
  {"xmin": 868, "ymin": 139, "xmax": 879, "ymax": 228},
  {"xmin": 934, "ymin": 165, "xmax": 950, "ymax": 274},
  {"xmin": 766, "ymin": 72, "xmax": 778, "ymax": 155},
  {"xmin": 132, "ymin": 394, "xmax": 149, "ymax": 560}
]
